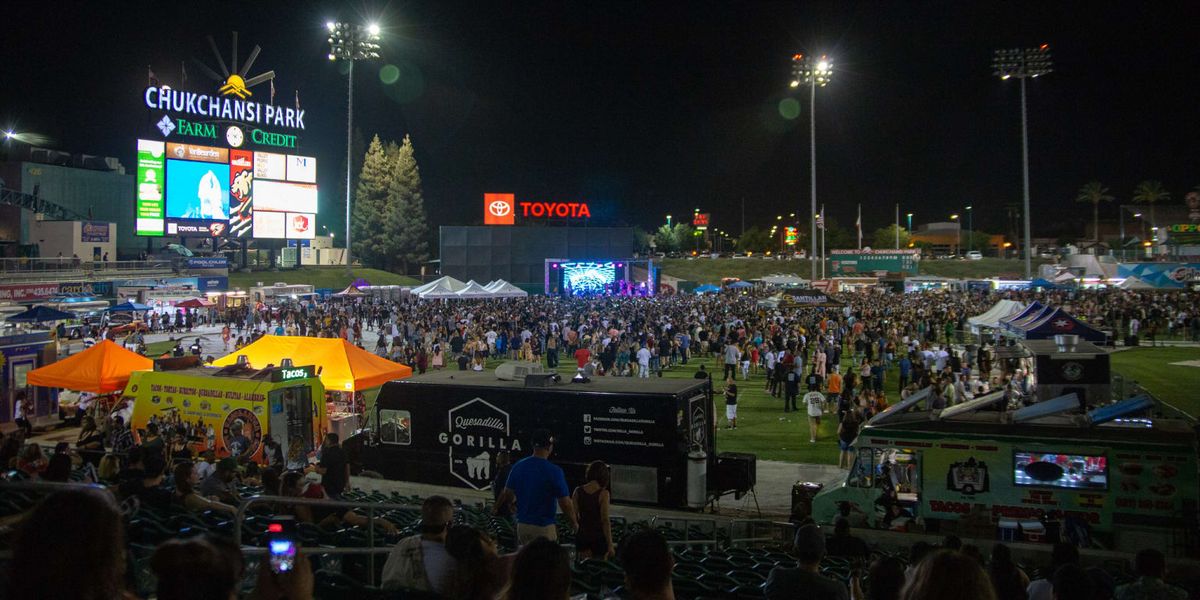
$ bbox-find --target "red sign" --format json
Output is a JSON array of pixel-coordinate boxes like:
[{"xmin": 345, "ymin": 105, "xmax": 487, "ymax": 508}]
[
  {"xmin": 693, "ymin": 213, "xmax": 710, "ymax": 228},
  {"xmin": 0, "ymin": 284, "xmax": 64, "ymax": 303},
  {"xmin": 519, "ymin": 201, "xmax": 591, "ymax": 219},
  {"xmin": 483, "ymin": 193, "xmax": 515, "ymax": 225}
]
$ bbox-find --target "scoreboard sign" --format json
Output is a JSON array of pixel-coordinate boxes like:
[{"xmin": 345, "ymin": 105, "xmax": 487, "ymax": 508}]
[{"xmin": 829, "ymin": 249, "xmax": 920, "ymax": 275}]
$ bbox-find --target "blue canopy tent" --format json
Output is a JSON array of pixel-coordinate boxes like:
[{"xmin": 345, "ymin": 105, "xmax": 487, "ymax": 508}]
[
  {"xmin": 694, "ymin": 284, "xmax": 720, "ymax": 294},
  {"xmin": 6, "ymin": 305, "xmax": 76, "ymax": 323},
  {"xmin": 1000, "ymin": 301, "xmax": 1044, "ymax": 332},
  {"xmin": 726, "ymin": 280, "xmax": 754, "ymax": 289},
  {"xmin": 1013, "ymin": 307, "xmax": 1108, "ymax": 343},
  {"xmin": 1006, "ymin": 304, "xmax": 1053, "ymax": 333},
  {"xmin": 104, "ymin": 301, "xmax": 152, "ymax": 313},
  {"xmin": 1028, "ymin": 278, "xmax": 1058, "ymax": 289}
]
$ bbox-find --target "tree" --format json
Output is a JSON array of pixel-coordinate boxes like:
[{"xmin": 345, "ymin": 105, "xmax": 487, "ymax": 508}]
[
  {"xmin": 872, "ymin": 224, "xmax": 911, "ymax": 250},
  {"xmin": 631, "ymin": 226, "xmax": 652, "ymax": 254},
  {"xmin": 1075, "ymin": 181, "xmax": 1114, "ymax": 241},
  {"xmin": 737, "ymin": 227, "xmax": 773, "ymax": 253},
  {"xmin": 1132, "ymin": 180, "xmax": 1170, "ymax": 227},
  {"xmin": 386, "ymin": 135, "xmax": 429, "ymax": 274},
  {"xmin": 350, "ymin": 135, "xmax": 391, "ymax": 268},
  {"xmin": 653, "ymin": 223, "xmax": 694, "ymax": 252}
]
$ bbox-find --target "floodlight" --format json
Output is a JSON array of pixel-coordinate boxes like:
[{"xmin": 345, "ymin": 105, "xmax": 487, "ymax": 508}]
[{"xmin": 368, "ymin": 23, "xmax": 381, "ymax": 36}]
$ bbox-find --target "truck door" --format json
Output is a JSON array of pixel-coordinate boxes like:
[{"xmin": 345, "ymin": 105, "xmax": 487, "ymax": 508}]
[{"xmin": 269, "ymin": 386, "xmax": 314, "ymax": 460}]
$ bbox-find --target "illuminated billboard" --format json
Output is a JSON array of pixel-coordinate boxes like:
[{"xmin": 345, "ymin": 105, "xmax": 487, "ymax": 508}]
[
  {"xmin": 561, "ymin": 261, "xmax": 617, "ymax": 296},
  {"xmin": 135, "ymin": 140, "xmax": 166, "ymax": 236},
  {"xmin": 254, "ymin": 180, "xmax": 318, "ymax": 213}
]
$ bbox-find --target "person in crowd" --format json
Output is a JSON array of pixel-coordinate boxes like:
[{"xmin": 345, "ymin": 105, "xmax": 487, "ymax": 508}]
[
  {"xmin": 721, "ymin": 376, "xmax": 739, "ymax": 429},
  {"xmin": 765, "ymin": 523, "xmax": 849, "ymax": 600},
  {"xmin": 837, "ymin": 406, "xmax": 863, "ymax": 469},
  {"xmin": 866, "ymin": 555, "xmax": 906, "ymax": 600},
  {"xmin": 310, "ymin": 432, "xmax": 349, "ymax": 499},
  {"xmin": 7, "ymin": 487, "xmax": 133, "ymax": 600},
  {"xmin": 989, "ymin": 543, "xmax": 1030, "ymax": 600},
  {"xmin": 150, "ymin": 534, "xmax": 243, "ymax": 600},
  {"xmin": 619, "ymin": 529, "xmax": 676, "ymax": 600},
  {"xmin": 502, "ymin": 537, "xmax": 571, "ymax": 600},
  {"xmin": 805, "ymin": 387, "xmax": 825, "ymax": 443},
  {"xmin": 1051, "ymin": 564, "xmax": 1094, "ymax": 600},
  {"xmin": 825, "ymin": 517, "xmax": 870, "ymax": 561},
  {"xmin": 15, "ymin": 444, "xmax": 48, "ymax": 479},
  {"xmin": 97, "ymin": 453, "xmax": 121, "ymax": 482},
  {"xmin": 167, "ymin": 431, "xmax": 193, "ymax": 467},
  {"xmin": 492, "ymin": 450, "xmax": 515, "ymax": 518},
  {"xmin": 13, "ymin": 392, "xmax": 32, "ymax": 438},
  {"xmin": 75, "ymin": 416, "xmax": 106, "ymax": 464},
  {"xmin": 444, "ymin": 525, "xmax": 512, "ymax": 600},
  {"xmin": 260, "ymin": 466, "xmax": 282, "ymax": 496},
  {"xmin": 278, "ymin": 470, "xmax": 397, "ymax": 534},
  {"xmin": 1027, "ymin": 542, "xmax": 1079, "ymax": 600},
  {"xmin": 199, "ymin": 457, "xmax": 242, "ymax": 505},
  {"xmin": 1114, "ymin": 548, "xmax": 1187, "ymax": 600},
  {"xmin": 172, "ymin": 461, "xmax": 236, "ymax": 515},
  {"xmin": 572, "ymin": 460, "xmax": 614, "ymax": 560},
  {"xmin": 262, "ymin": 434, "xmax": 284, "ymax": 469},
  {"xmin": 495, "ymin": 429, "xmax": 578, "ymax": 544},
  {"xmin": 900, "ymin": 550, "xmax": 997, "ymax": 600},
  {"xmin": 42, "ymin": 445, "xmax": 73, "ymax": 482},
  {"xmin": 381, "ymin": 495, "xmax": 457, "ymax": 594}
]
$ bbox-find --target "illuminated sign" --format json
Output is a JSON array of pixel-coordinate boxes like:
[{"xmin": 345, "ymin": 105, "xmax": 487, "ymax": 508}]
[
  {"xmin": 519, "ymin": 202, "xmax": 591, "ymax": 218},
  {"xmin": 285, "ymin": 213, "xmax": 315, "ymax": 239},
  {"xmin": 167, "ymin": 142, "xmax": 228, "ymax": 164},
  {"xmin": 271, "ymin": 365, "xmax": 314, "ymax": 383},
  {"xmin": 286, "ymin": 155, "xmax": 317, "ymax": 183},
  {"xmin": 229, "ymin": 149, "xmax": 253, "ymax": 238},
  {"xmin": 254, "ymin": 151, "xmax": 286, "ymax": 180},
  {"xmin": 175, "ymin": 119, "xmax": 218, "ymax": 140},
  {"xmin": 135, "ymin": 139, "xmax": 166, "ymax": 236},
  {"xmin": 253, "ymin": 211, "xmax": 285, "ymax": 238},
  {"xmin": 693, "ymin": 213, "xmax": 710, "ymax": 229},
  {"xmin": 144, "ymin": 86, "xmax": 306, "ymax": 130},
  {"xmin": 784, "ymin": 226, "xmax": 798, "ymax": 246},
  {"xmin": 483, "ymin": 193, "xmax": 515, "ymax": 225},
  {"xmin": 254, "ymin": 180, "xmax": 318, "ymax": 213},
  {"xmin": 251, "ymin": 129, "xmax": 297, "ymax": 149}
]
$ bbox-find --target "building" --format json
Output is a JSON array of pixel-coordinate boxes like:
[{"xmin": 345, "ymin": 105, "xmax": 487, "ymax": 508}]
[
  {"xmin": 440, "ymin": 225, "xmax": 635, "ymax": 293},
  {"xmin": 910, "ymin": 221, "xmax": 1006, "ymax": 257}
]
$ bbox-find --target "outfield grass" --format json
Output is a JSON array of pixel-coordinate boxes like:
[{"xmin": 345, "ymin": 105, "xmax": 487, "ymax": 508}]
[
  {"xmin": 1110, "ymin": 346, "xmax": 1200, "ymax": 417},
  {"xmin": 656, "ymin": 257, "xmax": 1052, "ymax": 284},
  {"xmin": 227, "ymin": 267, "xmax": 420, "ymax": 291}
]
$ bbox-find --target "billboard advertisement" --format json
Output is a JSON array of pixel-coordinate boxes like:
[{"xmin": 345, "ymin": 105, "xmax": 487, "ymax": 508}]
[
  {"xmin": 483, "ymin": 193, "xmax": 516, "ymax": 225},
  {"xmin": 254, "ymin": 151, "xmax": 286, "ymax": 180},
  {"xmin": 287, "ymin": 155, "xmax": 317, "ymax": 183},
  {"xmin": 829, "ymin": 249, "xmax": 920, "ymax": 275},
  {"xmin": 136, "ymin": 140, "xmax": 166, "ymax": 236},
  {"xmin": 285, "ymin": 213, "xmax": 315, "ymax": 239},
  {"xmin": 254, "ymin": 180, "xmax": 318, "ymax": 213},
  {"xmin": 229, "ymin": 150, "xmax": 253, "ymax": 238},
  {"xmin": 166, "ymin": 159, "xmax": 230, "ymax": 220},
  {"xmin": 81, "ymin": 221, "xmax": 110, "ymax": 243},
  {"xmin": 253, "ymin": 211, "xmax": 285, "ymax": 239}
]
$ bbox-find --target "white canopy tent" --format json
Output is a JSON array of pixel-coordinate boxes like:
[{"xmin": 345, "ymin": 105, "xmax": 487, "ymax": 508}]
[
  {"xmin": 415, "ymin": 276, "xmax": 468, "ymax": 299},
  {"xmin": 1117, "ymin": 276, "xmax": 1155, "ymax": 290},
  {"xmin": 967, "ymin": 299, "xmax": 1026, "ymax": 333},
  {"xmin": 757, "ymin": 274, "xmax": 811, "ymax": 287},
  {"xmin": 488, "ymin": 281, "xmax": 530, "ymax": 298},
  {"xmin": 456, "ymin": 280, "xmax": 497, "ymax": 298}
]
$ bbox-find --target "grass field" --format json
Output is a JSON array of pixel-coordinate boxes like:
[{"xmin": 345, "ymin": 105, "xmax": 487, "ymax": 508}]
[
  {"xmin": 656, "ymin": 257, "xmax": 1053, "ymax": 284},
  {"xmin": 227, "ymin": 267, "xmax": 420, "ymax": 291},
  {"xmin": 1110, "ymin": 346, "xmax": 1200, "ymax": 416}
]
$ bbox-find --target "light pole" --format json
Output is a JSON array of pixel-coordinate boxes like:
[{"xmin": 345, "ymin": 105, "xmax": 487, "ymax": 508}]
[
  {"xmin": 965, "ymin": 205, "xmax": 974, "ymax": 253},
  {"xmin": 666, "ymin": 214, "xmax": 672, "ymax": 228},
  {"xmin": 906, "ymin": 212, "xmax": 913, "ymax": 237},
  {"xmin": 790, "ymin": 53, "xmax": 833, "ymax": 280},
  {"xmin": 328, "ymin": 20, "xmax": 382, "ymax": 271},
  {"xmin": 994, "ymin": 44, "xmax": 1052, "ymax": 278},
  {"xmin": 950, "ymin": 214, "xmax": 960, "ymax": 256}
]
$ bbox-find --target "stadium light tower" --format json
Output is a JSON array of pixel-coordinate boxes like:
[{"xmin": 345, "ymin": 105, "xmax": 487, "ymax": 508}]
[
  {"xmin": 790, "ymin": 53, "xmax": 833, "ymax": 280},
  {"xmin": 327, "ymin": 20, "xmax": 382, "ymax": 270},
  {"xmin": 993, "ymin": 44, "xmax": 1052, "ymax": 278}
]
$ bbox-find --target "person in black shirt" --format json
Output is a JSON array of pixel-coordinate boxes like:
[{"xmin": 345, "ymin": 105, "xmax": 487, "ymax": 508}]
[
  {"xmin": 824, "ymin": 518, "xmax": 870, "ymax": 561},
  {"xmin": 314, "ymin": 433, "xmax": 349, "ymax": 499},
  {"xmin": 765, "ymin": 524, "xmax": 849, "ymax": 600},
  {"xmin": 693, "ymin": 364, "xmax": 711, "ymax": 379}
]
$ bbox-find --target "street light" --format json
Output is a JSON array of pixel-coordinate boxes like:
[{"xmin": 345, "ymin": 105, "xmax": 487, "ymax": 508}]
[
  {"xmin": 790, "ymin": 52, "xmax": 833, "ymax": 280},
  {"xmin": 666, "ymin": 214, "xmax": 672, "ymax": 227},
  {"xmin": 328, "ymin": 20, "xmax": 383, "ymax": 270},
  {"xmin": 994, "ymin": 44, "xmax": 1052, "ymax": 277},
  {"xmin": 950, "ymin": 214, "xmax": 960, "ymax": 256},
  {"xmin": 965, "ymin": 205, "xmax": 973, "ymax": 253}
]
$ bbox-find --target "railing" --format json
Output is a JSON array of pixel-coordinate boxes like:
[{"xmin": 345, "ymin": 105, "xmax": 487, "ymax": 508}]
[{"xmin": 0, "ymin": 257, "xmax": 177, "ymax": 280}]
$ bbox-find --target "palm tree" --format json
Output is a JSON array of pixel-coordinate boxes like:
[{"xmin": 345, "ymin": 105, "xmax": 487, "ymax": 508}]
[
  {"xmin": 1075, "ymin": 181, "xmax": 1113, "ymax": 242},
  {"xmin": 1131, "ymin": 180, "xmax": 1170, "ymax": 228}
]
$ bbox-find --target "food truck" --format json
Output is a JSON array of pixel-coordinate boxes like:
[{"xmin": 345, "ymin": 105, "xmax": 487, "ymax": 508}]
[
  {"xmin": 356, "ymin": 370, "xmax": 715, "ymax": 509},
  {"xmin": 126, "ymin": 363, "xmax": 326, "ymax": 463},
  {"xmin": 811, "ymin": 390, "xmax": 1199, "ymax": 553}
]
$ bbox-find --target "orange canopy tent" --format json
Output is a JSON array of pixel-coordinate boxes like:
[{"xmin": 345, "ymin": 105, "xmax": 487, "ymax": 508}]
[
  {"xmin": 211, "ymin": 335, "xmax": 412, "ymax": 392},
  {"xmin": 27, "ymin": 339, "xmax": 154, "ymax": 394}
]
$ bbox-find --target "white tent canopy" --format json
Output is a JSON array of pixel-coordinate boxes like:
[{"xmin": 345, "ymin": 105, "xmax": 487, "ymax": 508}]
[
  {"xmin": 414, "ymin": 276, "xmax": 467, "ymax": 299},
  {"xmin": 1118, "ymin": 276, "xmax": 1155, "ymax": 290},
  {"xmin": 488, "ymin": 281, "xmax": 529, "ymax": 298},
  {"xmin": 967, "ymin": 299, "xmax": 1026, "ymax": 332},
  {"xmin": 757, "ymin": 274, "xmax": 811, "ymax": 286},
  {"xmin": 456, "ymin": 280, "xmax": 496, "ymax": 298}
]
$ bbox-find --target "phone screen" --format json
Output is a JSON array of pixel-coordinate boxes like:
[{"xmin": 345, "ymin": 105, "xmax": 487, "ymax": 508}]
[{"xmin": 269, "ymin": 539, "xmax": 297, "ymax": 573}]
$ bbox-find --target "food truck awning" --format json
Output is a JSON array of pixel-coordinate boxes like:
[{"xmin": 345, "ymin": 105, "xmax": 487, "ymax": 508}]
[
  {"xmin": 27, "ymin": 339, "xmax": 153, "ymax": 393},
  {"xmin": 211, "ymin": 335, "xmax": 412, "ymax": 392}
]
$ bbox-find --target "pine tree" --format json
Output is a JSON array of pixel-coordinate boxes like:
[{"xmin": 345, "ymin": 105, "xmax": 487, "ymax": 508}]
[
  {"xmin": 385, "ymin": 135, "xmax": 430, "ymax": 274},
  {"xmin": 351, "ymin": 135, "xmax": 391, "ymax": 268}
]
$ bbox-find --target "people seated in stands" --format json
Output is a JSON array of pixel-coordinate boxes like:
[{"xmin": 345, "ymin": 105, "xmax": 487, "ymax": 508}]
[
  {"xmin": 1114, "ymin": 548, "xmax": 1187, "ymax": 600},
  {"xmin": 502, "ymin": 537, "xmax": 571, "ymax": 600},
  {"xmin": 198, "ymin": 457, "xmax": 242, "ymax": 505},
  {"xmin": 900, "ymin": 550, "xmax": 996, "ymax": 600},
  {"xmin": 765, "ymin": 523, "xmax": 849, "ymax": 600},
  {"xmin": 867, "ymin": 555, "xmax": 906, "ymax": 600},
  {"xmin": 7, "ymin": 487, "xmax": 133, "ymax": 600},
  {"xmin": 444, "ymin": 525, "xmax": 512, "ymax": 600},
  {"xmin": 824, "ymin": 517, "xmax": 870, "ymax": 560},
  {"xmin": 618, "ymin": 529, "xmax": 676, "ymax": 600},
  {"xmin": 1027, "ymin": 542, "xmax": 1079, "ymax": 600},
  {"xmin": 278, "ymin": 470, "xmax": 398, "ymax": 535},
  {"xmin": 119, "ymin": 451, "xmax": 171, "ymax": 510},
  {"xmin": 172, "ymin": 461, "xmax": 235, "ymax": 515},
  {"xmin": 381, "ymin": 495, "xmax": 457, "ymax": 593},
  {"xmin": 150, "ymin": 534, "xmax": 243, "ymax": 600}
]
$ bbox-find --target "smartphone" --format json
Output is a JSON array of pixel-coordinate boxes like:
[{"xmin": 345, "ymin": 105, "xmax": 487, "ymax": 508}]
[{"xmin": 266, "ymin": 516, "xmax": 298, "ymax": 574}]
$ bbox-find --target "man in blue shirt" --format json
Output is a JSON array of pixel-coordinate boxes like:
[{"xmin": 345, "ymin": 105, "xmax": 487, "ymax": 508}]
[{"xmin": 495, "ymin": 429, "xmax": 578, "ymax": 545}]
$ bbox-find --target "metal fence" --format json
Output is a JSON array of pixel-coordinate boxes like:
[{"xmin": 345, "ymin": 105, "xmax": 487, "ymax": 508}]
[{"xmin": 0, "ymin": 257, "xmax": 176, "ymax": 281}]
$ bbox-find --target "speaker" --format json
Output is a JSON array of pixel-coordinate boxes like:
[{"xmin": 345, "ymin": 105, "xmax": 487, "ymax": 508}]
[
  {"xmin": 715, "ymin": 452, "xmax": 757, "ymax": 494},
  {"xmin": 524, "ymin": 373, "xmax": 558, "ymax": 388}
]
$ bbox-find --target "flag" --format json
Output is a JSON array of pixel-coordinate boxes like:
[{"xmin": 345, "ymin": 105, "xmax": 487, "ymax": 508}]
[
  {"xmin": 815, "ymin": 213, "xmax": 824, "ymax": 229},
  {"xmin": 856, "ymin": 204, "xmax": 863, "ymax": 249},
  {"xmin": 147, "ymin": 66, "xmax": 159, "ymax": 86},
  {"xmin": 270, "ymin": 79, "xmax": 276, "ymax": 104},
  {"xmin": 295, "ymin": 89, "xmax": 300, "ymax": 111}
]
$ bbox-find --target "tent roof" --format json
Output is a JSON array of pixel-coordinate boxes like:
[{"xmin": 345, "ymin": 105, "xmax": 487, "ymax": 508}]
[
  {"xmin": 105, "ymin": 301, "xmax": 152, "ymax": 312},
  {"xmin": 1000, "ymin": 301, "xmax": 1044, "ymax": 330},
  {"xmin": 176, "ymin": 297, "xmax": 216, "ymax": 308},
  {"xmin": 967, "ymin": 299, "xmax": 1026, "ymax": 329},
  {"xmin": 1018, "ymin": 308, "xmax": 1107, "ymax": 342},
  {"xmin": 26, "ymin": 339, "xmax": 153, "ymax": 393},
  {"xmin": 6, "ymin": 305, "xmax": 76, "ymax": 323},
  {"xmin": 488, "ymin": 281, "xmax": 529, "ymax": 297},
  {"xmin": 456, "ymin": 281, "xmax": 496, "ymax": 297},
  {"xmin": 1118, "ymin": 276, "xmax": 1155, "ymax": 290},
  {"xmin": 757, "ymin": 274, "xmax": 810, "ymax": 285},
  {"xmin": 726, "ymin": 280, "xmax": 754, "ymax": 288},
  {"xmin": 332, "ymin": 285, "xmax": 366, "ymax": 296},
  {"xmin": 211, "ymin": 335, "xmax": 412, "ymax": 392},
  {"xmin": 414, "ymin": 275, "xmax": 467, "ymax": 297},
  {"xmin": 694, "ymin": 284, "xmax": 721, "ymax": 293}
]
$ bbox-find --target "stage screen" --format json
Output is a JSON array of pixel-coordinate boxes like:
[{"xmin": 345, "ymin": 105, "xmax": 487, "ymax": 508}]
[
  {"xmin": 561, "ymin": 261, "xmax": 616, "ymax": 296},
  {"xmin": 1014, "ymin": 451, "xmax": 1108, "ymax": 490},
  {"xmin": 254, "ymin": 180, "xmax": 318, "ymax": 213},
  {"xmin": 165, "ymin": 159, "xmax": 230, "ymax": 220}
]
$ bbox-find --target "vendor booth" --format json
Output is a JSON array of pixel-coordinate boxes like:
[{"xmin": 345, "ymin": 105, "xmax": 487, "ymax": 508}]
[
  {"xmin": 212, "ymin": 335, "xmax": 413, "ymax": 442},
  {"xmin": 0, "ymin": 332, "xmax": 58, "ymax": 432},
  {"xmin": 967, "ymin": 299, "xmax": 1026, "ymax": 334},
  {"xmin": 26, "ymin": 339, "xmax": 153, "ymax": 425}
]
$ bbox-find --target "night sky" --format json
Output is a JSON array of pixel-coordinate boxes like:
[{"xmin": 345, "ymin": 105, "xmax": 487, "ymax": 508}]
[{"xmin": 3, "ymin": 1, "xmax": 1198, "ymax": 240}]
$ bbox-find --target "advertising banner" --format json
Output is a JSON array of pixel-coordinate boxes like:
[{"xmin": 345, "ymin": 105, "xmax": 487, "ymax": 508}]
[
  {"xmin": 81, "ymin": 221, "xmax": 110, "ymax": 243},
  {"xmin": 0, "ymin": 284, "xmax": 69, "ymax": 303},
  {"xmin": 127, "ymin": 372, "xmax": 270, "ymax": 462},
  {"xmin": 56, "ymin": 281, "xmax": 114, "ymax": 297},
  {"xmin": 286, "ymin": 155, "xmax": 317, "ymax": 183},
  {"xmin": 136, "ymin": 139, "xmax": 166, "ymax": 236},
  {"xmin": 166, "ymin": 142, "xmax": 228, "ymax": 164},
  {"xmin": 254, "ymin": 180, "xmax": 318, "ymax": 213},
  {"xmin": 1117, "ymin": 263, "xmax": 1200, "ymax": 288},
  {"xmin": 285, "ymin": 213, "xmax": 315, "ymax": 239},
  {"xmin": 253, "ymin": 211, "xmax": 286, "ymax": 239},
  {"xmin": 830, "ymin": 249, "xmax": 920, "ymax": 275},
  {"xmin": 254, "ymin": 151, "xmax": 286, "ymax": 180},
  {"xmin": 198, "ymin": 276, "xmax": 229, "ymax": 292},
  {"xmin": 483, "ymin": 193, "xmax": 515, "ymax": 225},
  {"xmin": 229, "ymin": 149, "xmax": 254, "ymax": 238},
  {"xmin": 186, "ymin": 257, "xmax": 228, "ymax": 269}
]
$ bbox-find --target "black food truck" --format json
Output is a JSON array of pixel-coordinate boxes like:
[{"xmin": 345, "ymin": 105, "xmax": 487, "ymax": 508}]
[{"xmin": 356, "ymin": 370, "xmax": 715, "ymax": 509}]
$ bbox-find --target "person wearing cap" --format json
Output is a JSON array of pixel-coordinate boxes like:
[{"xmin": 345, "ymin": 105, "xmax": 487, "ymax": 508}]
[
  {"xmin": 199, "ymin": 457, "xmax": 241, "ymax": 505},
  {"xmin": 494, "ymin": 429, "xmax": 578, "ymax": 545},
  {"xmin": 765, "ymin": 523, "xmax": 848, "ymax": 600}
]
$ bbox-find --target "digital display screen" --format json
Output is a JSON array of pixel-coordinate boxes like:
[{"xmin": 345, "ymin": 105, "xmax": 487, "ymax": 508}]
[
  {"xmin": 561, "ymin": 261, "xmax": 616, "ymax": 296},
  {"xmin": 253, "ymin": 210, "xmax": 285, "ymax": 239},
  {"xmin": 165, "ymin": 160, "xmax": 230, "ymax": 220},
  {"xmin": 1014, "ymin": 451, "xmax": 1107, "ymax": 490},
  {"xmin": 135, "ymin": 139, "xmax": 166, "ymax": 236},
  {"xmin": 254, "ymin": 180, "xmax": 318, "ymax": 213}
]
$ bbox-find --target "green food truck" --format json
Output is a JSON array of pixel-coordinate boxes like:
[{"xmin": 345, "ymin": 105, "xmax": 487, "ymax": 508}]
[{"xmin": 811, "ymin": 390, "xmax": 1199, "ymax": 553}]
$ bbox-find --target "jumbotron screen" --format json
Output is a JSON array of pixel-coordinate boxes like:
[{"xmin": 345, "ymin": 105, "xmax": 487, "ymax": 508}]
[
  {"xmin": 561, "ymin": 261, "xmax": 617, "ymax": 296},
  {"xmin": 135, "ymin": 139, "xmax": 317, "ymax": 239}
]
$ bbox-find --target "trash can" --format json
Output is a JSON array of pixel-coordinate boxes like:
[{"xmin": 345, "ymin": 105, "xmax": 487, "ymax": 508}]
[
  {"xmin": 790, "ymin": 481, "xmax": 824, "ymax": 522},
  {"xmin": 687, "ymin": 447, "xmax": 708, "ymax": 509}
]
